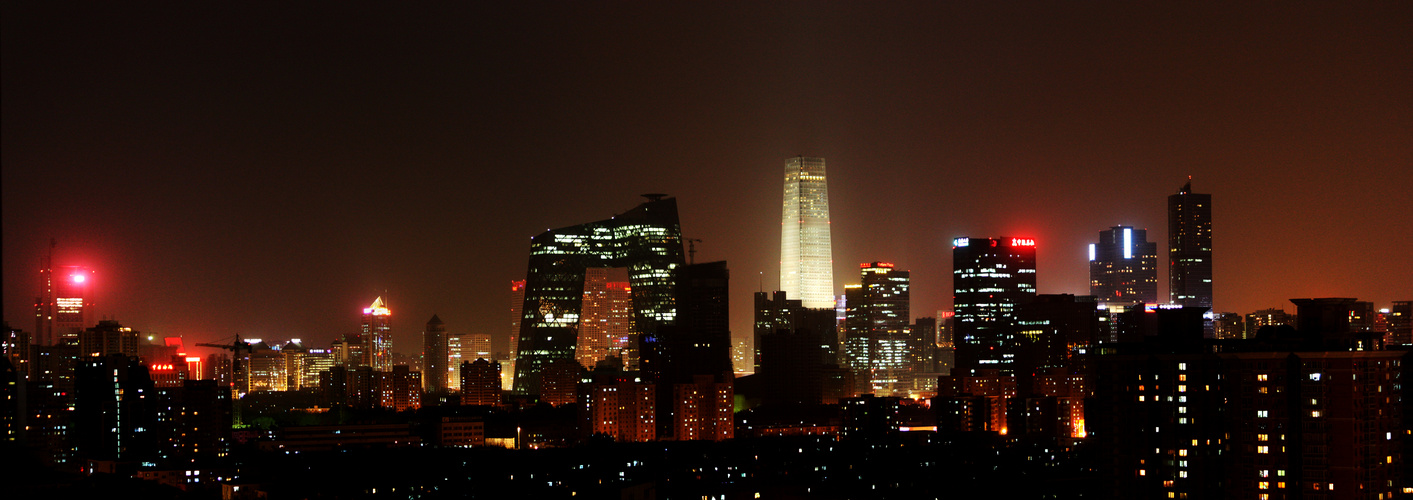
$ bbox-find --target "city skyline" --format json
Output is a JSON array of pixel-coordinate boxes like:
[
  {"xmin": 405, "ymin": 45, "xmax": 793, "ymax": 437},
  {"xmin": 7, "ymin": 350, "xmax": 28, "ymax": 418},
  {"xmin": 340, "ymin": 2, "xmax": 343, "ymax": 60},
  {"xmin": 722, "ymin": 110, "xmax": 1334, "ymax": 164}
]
[{"xmin": 4, "ymin": 3, "xmax": 1411, "ymax": 356}]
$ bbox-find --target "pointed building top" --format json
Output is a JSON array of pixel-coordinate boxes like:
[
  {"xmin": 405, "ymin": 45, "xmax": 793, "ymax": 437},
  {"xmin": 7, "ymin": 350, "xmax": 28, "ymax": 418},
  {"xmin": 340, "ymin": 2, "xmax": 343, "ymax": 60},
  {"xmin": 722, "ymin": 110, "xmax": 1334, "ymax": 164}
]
[
  {"xmin": 1178, "ymin": 178, "xmax": 1192, "ymax": 195},
  {"xmin": 363, "ymin": 296, "xmax": 390, "ymax": 316},
  {"xmin": 427, "ymin": 314, "xmax": 443, "ymax": 325}
]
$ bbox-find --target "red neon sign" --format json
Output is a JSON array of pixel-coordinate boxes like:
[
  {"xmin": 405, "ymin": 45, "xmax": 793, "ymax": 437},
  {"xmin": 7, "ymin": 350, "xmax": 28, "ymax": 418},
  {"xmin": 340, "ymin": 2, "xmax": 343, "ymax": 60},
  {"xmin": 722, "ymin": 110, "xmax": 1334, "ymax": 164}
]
[{"xmin": 1010, "ymin": 238, "xmax": 1035, "ymax": 247}]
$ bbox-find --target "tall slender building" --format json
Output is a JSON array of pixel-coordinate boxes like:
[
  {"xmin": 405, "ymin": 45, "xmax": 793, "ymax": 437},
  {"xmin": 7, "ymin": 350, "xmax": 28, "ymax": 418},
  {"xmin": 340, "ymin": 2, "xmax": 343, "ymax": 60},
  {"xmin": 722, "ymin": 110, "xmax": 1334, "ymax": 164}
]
[
  {"xmin": 514, "ymin": 195, "xmax": 685, "ymax": 396},
  {"xmin": 952, "ymin": 237, "xmax": 1037, "ymax": 377},
  {"xmin": 1088, "ymin": 226, "xmax": 1158, "ymax": 307},
  {"xmin": 780, "ymin": 156, "xmax": 834, "ymax": 309},
  {"xmin": 361, "ymin": 297, "xmax": 392, "ymax": 371},
  {"xmin": 35, "ymin": 241, "xmax": 94, "ymax": 346},
  {"xmin": 1168, "ymin": 180, "xmax": 1212, "ymax": 309},
  {"xmin": 423, "ymin": 315, "xmax": 447, "ymax": 391}
]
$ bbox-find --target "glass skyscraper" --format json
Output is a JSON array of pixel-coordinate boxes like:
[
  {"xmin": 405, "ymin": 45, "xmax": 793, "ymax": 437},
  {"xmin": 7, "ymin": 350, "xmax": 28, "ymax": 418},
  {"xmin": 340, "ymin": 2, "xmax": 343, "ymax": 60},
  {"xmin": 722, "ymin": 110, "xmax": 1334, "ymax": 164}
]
[
  {"xmin": 843, "ymin": 262, "xmax": 910, "ymax": 396},
  {"xmin": 1168, "ymin": 181, "xmax": 1212, "ymax": 309},
  {"xmin": 1088, "ymin": 225, "xmax": 1159, "ymax": 307},
  {"xmin": 513, "ymin": 195, "xmax": 685, "ymax": 396},
  {"xmin": 780, "ymin": 156, "xmax": 835, "ymax": 309},
  {"xmin": 952, "ymin": 237, "xmax": 1037, "ymax": 376},
  {"xmin": 361, "ymin": 296, "xmax": 392, "ymax": 371}
]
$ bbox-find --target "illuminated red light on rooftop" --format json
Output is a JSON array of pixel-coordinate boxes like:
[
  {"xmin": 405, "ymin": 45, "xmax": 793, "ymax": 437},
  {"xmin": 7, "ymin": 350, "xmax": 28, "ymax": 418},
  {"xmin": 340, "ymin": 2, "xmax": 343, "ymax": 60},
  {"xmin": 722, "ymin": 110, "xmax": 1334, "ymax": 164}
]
[{"xmin": 71, "ymin": 274, "xmax": 86, "ymax": 283}]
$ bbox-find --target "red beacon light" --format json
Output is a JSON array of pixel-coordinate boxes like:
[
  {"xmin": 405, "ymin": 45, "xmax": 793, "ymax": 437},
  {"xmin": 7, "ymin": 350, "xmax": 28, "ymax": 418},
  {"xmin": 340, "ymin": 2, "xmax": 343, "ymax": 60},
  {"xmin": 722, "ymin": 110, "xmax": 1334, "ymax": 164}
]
[{"xmin": 71, "ymin": 273, "xmax": 86, "ymax": 283}]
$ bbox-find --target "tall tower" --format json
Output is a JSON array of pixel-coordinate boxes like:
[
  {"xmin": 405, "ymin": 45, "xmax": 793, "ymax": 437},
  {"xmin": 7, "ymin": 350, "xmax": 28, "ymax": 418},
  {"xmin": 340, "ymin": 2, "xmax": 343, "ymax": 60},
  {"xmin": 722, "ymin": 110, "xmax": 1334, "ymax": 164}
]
[
  {"xmin": 422, "ymin": 315, "xmax": 447, "ymax": 391},
  {"xmin": 843, "ymin": 262, "xmax": 911, "ymax": 396},
  {"xmin": 780, "ymin": 156, "xmax": 835, "ymax": 309},
  {"xmin": 952, "ymin": 237, "xmax": 1037, "ymax": 377},
  {"xmin": 35, "ymin": 240, "xmax": 94, "ymax": 346},
  {"xmin": 1168, "ymin": 180, "xmax": 1212, "ymax": 309},
  {"xmin": 361, "ymin": 297, "xmax": 392, "ymax": 371},
  {"xmin": 1088, "ymin": 226, "xmax": 1159, "ymax": 307}
]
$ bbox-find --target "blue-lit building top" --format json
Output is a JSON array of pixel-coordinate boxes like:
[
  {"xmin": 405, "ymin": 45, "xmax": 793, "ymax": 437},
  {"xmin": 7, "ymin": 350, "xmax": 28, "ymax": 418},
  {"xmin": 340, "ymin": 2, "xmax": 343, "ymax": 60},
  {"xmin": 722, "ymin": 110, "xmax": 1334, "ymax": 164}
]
[{"xmin": 1088, "ymin": 225, "xmax": 1158, "ymax": 307}]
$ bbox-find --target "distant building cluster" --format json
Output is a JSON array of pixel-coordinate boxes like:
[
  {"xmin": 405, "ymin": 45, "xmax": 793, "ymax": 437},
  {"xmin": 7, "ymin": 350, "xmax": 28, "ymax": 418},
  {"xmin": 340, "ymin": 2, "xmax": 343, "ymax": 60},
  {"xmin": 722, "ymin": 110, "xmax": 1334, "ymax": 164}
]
[{"xmin": 2, "ymin": 166, "xmax": 1408, "ymax": 498}]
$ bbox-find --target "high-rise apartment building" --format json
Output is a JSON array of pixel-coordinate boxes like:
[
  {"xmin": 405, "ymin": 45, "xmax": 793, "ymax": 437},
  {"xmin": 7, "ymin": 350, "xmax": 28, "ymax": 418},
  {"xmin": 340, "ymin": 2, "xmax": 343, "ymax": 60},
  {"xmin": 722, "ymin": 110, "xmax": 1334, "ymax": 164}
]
[
  {"xmin": 1088, "ymin": 226, "xmax": 1158, "ymax": 307},
  {"xmin": 514, "ymin": 196, "xmax": 685, "ymax": 396},
  {"xmin": 780, "ymin": 156, "xmax": 834, "ymax": 309},
  {"xmin": 952, "ymin": 237, "xmax": 1038, "ymax": 377},
  {"xmin": 460, "ymin": 358, "xmax": 501, "ymax": 407},
  {"xmin": 361, "ymin": 297, "xmax": 392, "ymax": 371},
  {"xmin": 843, "ymin": 262, "xmax": 911, "ymax": 396},
  {"xmin": 423, "ymin": 315, "xmax": 447, "ymax": 392},
  {"xmin": 1168, "ymin": 181, "xmax": 1213, "ymax": 309}
]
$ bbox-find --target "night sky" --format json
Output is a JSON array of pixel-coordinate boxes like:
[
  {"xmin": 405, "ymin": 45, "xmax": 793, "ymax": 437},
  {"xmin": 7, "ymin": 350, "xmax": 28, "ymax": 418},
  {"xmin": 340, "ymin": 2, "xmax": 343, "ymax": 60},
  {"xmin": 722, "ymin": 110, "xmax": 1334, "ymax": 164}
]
[{"xmin": 5, "ymin": 3, "xmax": 1410, "ymax": 358}]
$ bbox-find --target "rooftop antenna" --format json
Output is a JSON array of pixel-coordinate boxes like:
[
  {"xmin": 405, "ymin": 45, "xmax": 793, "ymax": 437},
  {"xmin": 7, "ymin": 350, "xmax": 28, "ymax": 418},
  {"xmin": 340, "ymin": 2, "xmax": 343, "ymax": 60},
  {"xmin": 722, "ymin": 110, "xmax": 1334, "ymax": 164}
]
[{"xmin": 686, "ymin": 238, "xmax": 703, "ymax": 265}]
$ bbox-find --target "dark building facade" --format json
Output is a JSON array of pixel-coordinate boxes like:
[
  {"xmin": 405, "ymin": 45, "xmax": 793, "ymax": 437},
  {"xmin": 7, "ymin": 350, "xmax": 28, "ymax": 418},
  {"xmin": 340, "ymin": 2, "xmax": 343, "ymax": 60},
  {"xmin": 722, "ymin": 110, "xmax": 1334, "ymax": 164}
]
[
  {"xmin": 1168, "ymin": 181, "xmax": 1213, "ymax": 310},
  {"xmin": 422, "ymin": 315, "xmax": 447, "ymax": 392},
  {"xmin": 952, "ymin": 237, "xmax": 1037, "ymax": 377},
  {"xmin": 1088, "ymin": 225, "xmax": 1158, "ymax": 307},
  {"xmin": 753, "ymin": 290, "xmax": 837, "ymax": 372},
  {"xmin": 514, "ymin": 196, "xmax": 686, "ymax": 397}
]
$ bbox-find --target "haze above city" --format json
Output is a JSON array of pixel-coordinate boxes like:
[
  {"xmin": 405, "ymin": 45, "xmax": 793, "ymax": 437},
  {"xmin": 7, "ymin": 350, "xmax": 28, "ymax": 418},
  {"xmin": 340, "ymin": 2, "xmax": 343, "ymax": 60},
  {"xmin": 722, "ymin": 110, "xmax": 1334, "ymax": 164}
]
[{"xmin": 4, "ymin": 2, "xmax": 1410, "ymax": 356}]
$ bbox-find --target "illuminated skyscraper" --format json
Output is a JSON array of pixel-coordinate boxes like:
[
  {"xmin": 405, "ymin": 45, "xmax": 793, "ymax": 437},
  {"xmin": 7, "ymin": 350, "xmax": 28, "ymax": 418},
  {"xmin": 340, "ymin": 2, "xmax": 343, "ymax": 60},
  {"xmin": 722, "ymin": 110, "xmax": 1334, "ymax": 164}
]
[
  {"xmin": 35, "ymin": 252, "xmax": 94, "ymax": 347},
  {"xmin": 843, "ymin": 262, "xmax": 911, "ymax": 396},
  {"xmin": 514, "ymin": 195, "xmax": 685, "ymax": 396},
  {"xmin": 1088, "ymin": 226, "xmax": 1158, "ymax": 307},
  {"xmin": 780, "ymin": 156, "xmax": 834, "ymax": 309},
  {"xmin": 952, "ymin": 237, "xmax": 1037, "ymax": 376},
  {"xmin": 1168, "ymin": 180, "xmax": 1212, "ymax": 309},
  {"xmin": 422, "ymin": 315, "xmax": 447, "ymax": 391},
  {"xmin": 361, "ymin": 297, "xmax": 392, "ymax": 371}
]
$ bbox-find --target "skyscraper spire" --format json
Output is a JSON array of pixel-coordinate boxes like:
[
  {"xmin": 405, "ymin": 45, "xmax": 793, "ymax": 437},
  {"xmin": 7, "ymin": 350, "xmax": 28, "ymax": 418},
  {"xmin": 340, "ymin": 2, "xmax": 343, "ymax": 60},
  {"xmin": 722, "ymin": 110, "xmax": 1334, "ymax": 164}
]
[{"xmin": 780, "ymin": 156, "xmax": 835, "ymax": 309}]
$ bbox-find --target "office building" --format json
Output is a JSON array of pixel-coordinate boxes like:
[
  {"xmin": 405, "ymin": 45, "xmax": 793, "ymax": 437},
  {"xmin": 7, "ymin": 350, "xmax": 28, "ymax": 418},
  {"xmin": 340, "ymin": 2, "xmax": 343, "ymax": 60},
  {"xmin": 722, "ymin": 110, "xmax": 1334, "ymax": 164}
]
[
  {"xmin": 1390, "ymin": 300, "xmax": 1411, "ymax": 345},
  {"xmin": 952, "ymin": 237, "xmax": 1037, "ymax": 377},
  {"xmin": 423, "ymin": 315, "xmax": 447, "ymax": 392},
  {"xmin": 514, "ymin": 195, "xmax": 685, "ymax": 396},
  {"xmin": 754, "ymin": 290, "xmax": 837, "ymax": 372},
  {"xmin": 506, "ymin": 279, "xmax": 525, "ymax": 390},
  {"xmin": 78, "ymin": 320, "xmax": 139, "ymax": 359},
  {"xmin": 780, "ymin": 156, "xmax": 834, "ymax": 309},
  {"xmin": 34, "ymin": 241, "xmax": 93, "ymax": 347},
  {"xmin": 843, "ymin": 262, "xmax": 911, "ymax": 396},
  {"xmin": 1088, "ymin": 226, "xmax": 1158, "ymax": 307},
  {"xmin": 575, "ymin": 267, "xmax": 633, "ymax": 369},
  {"xmin": 361, "ymin": 297, "xmax": 392, "ymax": 371},
  {"xmin": 1168, "ymin": 181, "xmax": 1213, "ymax": 309}
]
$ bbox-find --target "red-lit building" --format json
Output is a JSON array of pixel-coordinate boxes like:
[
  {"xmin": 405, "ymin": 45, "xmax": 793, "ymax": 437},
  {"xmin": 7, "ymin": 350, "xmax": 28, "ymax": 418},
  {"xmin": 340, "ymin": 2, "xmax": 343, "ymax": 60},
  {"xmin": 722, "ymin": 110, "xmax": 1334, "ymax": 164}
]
[{"xmin": 951, "ymin": 237, "xmax": 1037, "ymax": 378}]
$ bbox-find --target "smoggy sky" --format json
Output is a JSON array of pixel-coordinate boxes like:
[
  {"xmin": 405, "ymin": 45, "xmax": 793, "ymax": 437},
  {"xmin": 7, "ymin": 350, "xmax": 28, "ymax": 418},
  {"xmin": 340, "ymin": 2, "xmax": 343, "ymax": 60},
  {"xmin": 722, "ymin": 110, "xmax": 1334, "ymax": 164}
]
[{"xmin": 4, "ymin": 2, "xmax": 1410, "ymax": 358}]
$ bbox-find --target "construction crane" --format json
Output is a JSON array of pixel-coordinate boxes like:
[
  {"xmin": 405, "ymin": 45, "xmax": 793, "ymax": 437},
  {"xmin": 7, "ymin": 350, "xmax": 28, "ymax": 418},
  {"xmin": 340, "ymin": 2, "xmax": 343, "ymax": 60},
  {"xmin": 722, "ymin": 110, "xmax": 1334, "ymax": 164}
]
[
  {"xmin": 686, "ymin": 238, "xmax": 703, "ymax": 265},
  {"xmin": 196, "ymin": 335, "xmax": 252, "ymax": 423}
]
